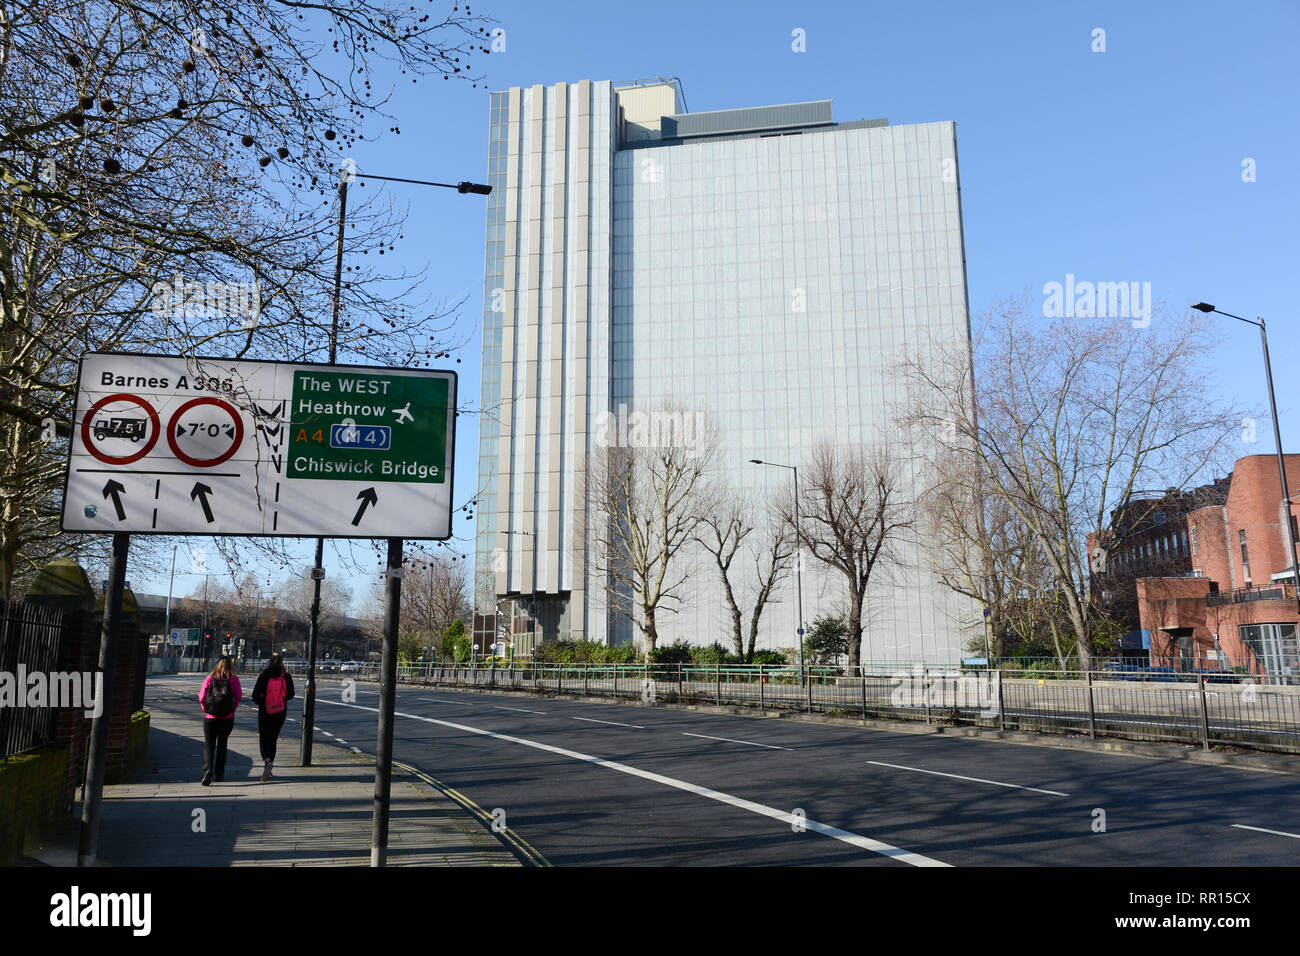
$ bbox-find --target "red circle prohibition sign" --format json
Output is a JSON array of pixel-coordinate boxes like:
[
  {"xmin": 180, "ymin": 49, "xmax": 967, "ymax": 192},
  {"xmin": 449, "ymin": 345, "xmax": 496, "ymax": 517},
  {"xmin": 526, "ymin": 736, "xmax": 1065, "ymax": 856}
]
[
  {"xmin": 81, "ymin": 393, "xmax": 161, "ymax": 465},
  {"xmin": 167, "ymin": 397, "xmax": 245, "ymax": 468}
]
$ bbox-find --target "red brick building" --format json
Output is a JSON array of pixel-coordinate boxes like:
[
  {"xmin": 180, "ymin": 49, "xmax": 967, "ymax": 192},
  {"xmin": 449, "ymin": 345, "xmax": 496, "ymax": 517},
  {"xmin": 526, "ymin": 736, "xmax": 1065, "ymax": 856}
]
[{"xmin": 1133, "ymin": 455, "xmax": 1300, "ymax": 682}]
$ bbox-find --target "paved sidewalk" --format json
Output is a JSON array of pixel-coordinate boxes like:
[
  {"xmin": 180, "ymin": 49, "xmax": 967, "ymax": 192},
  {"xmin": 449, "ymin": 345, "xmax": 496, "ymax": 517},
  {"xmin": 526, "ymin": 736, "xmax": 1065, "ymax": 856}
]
[{"xmin": 25, "ymin": 691, "xmax": 519, "ymax": 867}]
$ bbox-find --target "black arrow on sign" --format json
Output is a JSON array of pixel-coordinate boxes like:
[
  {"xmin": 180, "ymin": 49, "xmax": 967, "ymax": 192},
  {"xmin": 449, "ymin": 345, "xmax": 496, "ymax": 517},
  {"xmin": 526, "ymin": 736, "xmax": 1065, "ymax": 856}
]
[
  {"xmin": 191, "ymin": 482, "xmax": 215, "ymax": 524},
  {"xmin": 352, "ymin": 487, "xmax": 378, "ymax": 526},
  {"xmin": 102, "ymin": 479, "xmax": 126, "ymax": 521}
]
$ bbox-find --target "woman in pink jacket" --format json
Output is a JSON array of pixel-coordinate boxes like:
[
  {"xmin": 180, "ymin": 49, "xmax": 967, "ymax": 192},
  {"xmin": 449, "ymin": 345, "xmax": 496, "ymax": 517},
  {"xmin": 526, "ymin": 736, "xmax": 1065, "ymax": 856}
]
[{"xmin": 198, "ymin": 656, "xmax": 243, "ymax": 785}]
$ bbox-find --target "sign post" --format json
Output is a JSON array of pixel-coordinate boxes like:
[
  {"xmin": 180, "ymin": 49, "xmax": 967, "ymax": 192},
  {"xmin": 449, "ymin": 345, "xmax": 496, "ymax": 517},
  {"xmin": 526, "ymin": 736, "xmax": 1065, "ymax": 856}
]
[
  {"xmin": 62, "ymin": 352, "xmax": 456, "ymax": 867},
  {"xmin": 78, "ymin": 531, "xmax": 129, "ymax": 867},
  {"xmin": 371, "ymin": 539, "xmax": 403, "ymax": 866}
]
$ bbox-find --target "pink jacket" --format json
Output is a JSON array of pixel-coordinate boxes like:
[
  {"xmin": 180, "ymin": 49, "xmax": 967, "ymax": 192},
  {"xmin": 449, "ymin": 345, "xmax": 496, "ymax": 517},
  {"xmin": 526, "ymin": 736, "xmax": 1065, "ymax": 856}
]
[{"xmin": 199, "ymin": 674, "xmax": 243, "ymax": 719}]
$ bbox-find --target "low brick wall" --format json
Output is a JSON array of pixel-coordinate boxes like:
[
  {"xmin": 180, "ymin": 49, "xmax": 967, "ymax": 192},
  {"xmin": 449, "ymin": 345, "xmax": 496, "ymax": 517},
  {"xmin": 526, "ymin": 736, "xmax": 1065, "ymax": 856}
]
[{"xmin": 0, "ymin": 746, "xmax": 71, "ymax": 863}]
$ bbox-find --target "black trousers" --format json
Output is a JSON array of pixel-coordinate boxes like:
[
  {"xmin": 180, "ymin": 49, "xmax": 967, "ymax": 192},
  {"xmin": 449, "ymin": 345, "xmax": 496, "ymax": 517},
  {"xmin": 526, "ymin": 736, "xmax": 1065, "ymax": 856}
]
[
  {"xmin": 258, "ymin": 709, "xmax": 288, "ymax": 762},
  {"xmin": 202, "ymin": 718, "xmax": 234, "ymax": 779}
]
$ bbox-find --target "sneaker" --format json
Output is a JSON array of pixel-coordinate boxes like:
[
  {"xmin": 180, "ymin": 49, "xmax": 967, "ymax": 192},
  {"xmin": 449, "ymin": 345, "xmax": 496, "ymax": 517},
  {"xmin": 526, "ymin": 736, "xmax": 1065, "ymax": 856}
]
[
  {"xmin": 261, "ymin": 762, "xmax": 271, "ymax": 782},
  {"xmin": 201, "ymin": 772, "xmax": 212, "ymax": 786},
  {"xmin": 267, "ymin": 763, "xmax": 274, "ymax": 779}
]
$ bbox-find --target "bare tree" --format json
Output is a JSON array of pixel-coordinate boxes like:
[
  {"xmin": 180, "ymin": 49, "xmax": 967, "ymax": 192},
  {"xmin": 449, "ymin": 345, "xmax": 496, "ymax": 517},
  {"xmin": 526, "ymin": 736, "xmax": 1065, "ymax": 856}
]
[
  {"xmin": 696, "ymin": 487, "xmax": 794, "ymax": 662},
  {"xmin": 790, "ymin": 441, "xmax": 912, "ymax": 669},
  {"xmin": 275, "ymin": 565, "xmax": 351, "ymax": 639},
  {"xmin": 901, "ymin": 299, "xmax": 1244, "ymax": 669},
  {"xmin": 0, "ymin": 0, "xmax": 494, "ymax": 595},
  {"xmin": 360, "ymin": 549, "xmax": 469, "ymax": 653},
  {"xmin": 586, "ymin": 411, "xmax": 716, "ymax": 661}
]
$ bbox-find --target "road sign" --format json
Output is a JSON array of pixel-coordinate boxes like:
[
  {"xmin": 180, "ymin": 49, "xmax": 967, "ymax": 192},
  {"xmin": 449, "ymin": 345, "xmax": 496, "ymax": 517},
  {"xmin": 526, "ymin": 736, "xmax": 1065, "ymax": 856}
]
[
  {"xmin": 168, "ymin": 628, "xmax": 200, "ymax": 646},
  {"xmin": 61, "ymin": 353, "xmax": 457, "ymax": 538}
]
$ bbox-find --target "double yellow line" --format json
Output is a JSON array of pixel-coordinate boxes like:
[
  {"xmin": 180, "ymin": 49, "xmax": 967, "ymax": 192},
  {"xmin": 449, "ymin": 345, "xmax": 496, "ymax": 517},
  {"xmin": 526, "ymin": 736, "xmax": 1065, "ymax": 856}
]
[{"xmin": 393, "ymin": 759, "xmax": 551, "ymax": 867}]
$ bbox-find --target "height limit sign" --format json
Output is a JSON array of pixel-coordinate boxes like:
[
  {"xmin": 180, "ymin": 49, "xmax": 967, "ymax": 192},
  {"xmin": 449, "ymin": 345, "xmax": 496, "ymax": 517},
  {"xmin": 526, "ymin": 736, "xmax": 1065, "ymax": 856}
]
[{"xmin": 61, "ymin": 353, "xmax": 457, "ymax": 539}]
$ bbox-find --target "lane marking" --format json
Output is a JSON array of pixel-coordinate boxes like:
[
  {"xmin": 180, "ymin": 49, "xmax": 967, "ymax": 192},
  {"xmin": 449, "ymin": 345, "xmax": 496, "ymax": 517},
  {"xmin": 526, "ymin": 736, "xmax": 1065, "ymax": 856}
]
[
  {"xmin": 496, "ymin": 705, "xmax": 549, "ymax": 716},
  {"xmin": 683, "ymin": 732, "xmax": 791, "ymax": 751},
  {"xmin": 866, "ymin": 760, "xmax": 1068, "ymax": 796},
  {"xmin": 392, "ymin": 759, "xmax": 551, "ymax": 866},
  {"xmin": 419, "ymin": 697, "xmax": 474, "ymax": 705},
  {"xmin": 1231, "ymin": 824, "xmax": 1300, "ymax": 840},
  {"xmin": 573, "ymin": 716, "xmax": 644, "ymax": 729},
  {"xmin": 318, "ymin": 699, "xmax": 947, "ymax": 867}
]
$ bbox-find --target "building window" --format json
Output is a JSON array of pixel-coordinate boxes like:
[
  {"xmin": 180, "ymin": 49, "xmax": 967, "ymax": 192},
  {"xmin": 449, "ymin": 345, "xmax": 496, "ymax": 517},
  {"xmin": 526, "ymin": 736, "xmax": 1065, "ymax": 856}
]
[
  {"xmin": 1239, "ymin": 530, "xmax": 1251, "ymax": 581},
  {"xmin": 1239, "ymin": 623, "xmax": 1299, "ymax": 682},
  {"xmin": 1190, "ymin": 524, "xmax": 1199, "ymax": 555}
]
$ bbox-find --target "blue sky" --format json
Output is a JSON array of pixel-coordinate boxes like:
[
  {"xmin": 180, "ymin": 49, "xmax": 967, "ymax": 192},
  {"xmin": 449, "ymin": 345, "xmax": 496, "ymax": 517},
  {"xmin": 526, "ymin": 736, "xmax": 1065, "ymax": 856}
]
[{"xmin": 138, "ymin": 0, "xmax": 1300, "ymax": 605}]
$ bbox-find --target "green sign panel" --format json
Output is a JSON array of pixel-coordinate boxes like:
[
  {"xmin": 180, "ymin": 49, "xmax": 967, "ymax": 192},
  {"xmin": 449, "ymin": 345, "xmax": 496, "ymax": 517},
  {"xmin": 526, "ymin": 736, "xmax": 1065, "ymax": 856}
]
[{"xmin": 288, "ymin": 369, "xmax": 449, "ymax": 483}]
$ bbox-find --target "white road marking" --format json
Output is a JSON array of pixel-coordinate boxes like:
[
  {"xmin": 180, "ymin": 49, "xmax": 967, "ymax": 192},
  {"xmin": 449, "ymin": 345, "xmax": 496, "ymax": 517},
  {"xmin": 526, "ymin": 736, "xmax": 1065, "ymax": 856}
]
[
  {"xmin": 682, "ymin": 732, "xmax": 791, "ymax": 751},
  {"xmin": 317, "ymin": 699, "xmax": 948, "ymax": 867},
  {"xmin": 321, "ymin": 731, "xmax": 334, "ymax": 737},
  {"xmin": 866, "ymin": 760, "xmax": 1068, "ymax": 796},
  {"xmin": 351, "ymin": 747, "xmax": 363, "ymax": 754},
  {"xmin": 496, "ymin": 705, "xmax": 549, "ymax": 715},
  {"xmin": 573, "ymin": 716, "xmax": 644, "ymax": 729},
  {"xmin": 419, "ymin": 697, "xmax": 473, "ymax": 705},
  {"xmin": 1231, "ymin": 824, "xmax": 1300, "ymax": 840}
]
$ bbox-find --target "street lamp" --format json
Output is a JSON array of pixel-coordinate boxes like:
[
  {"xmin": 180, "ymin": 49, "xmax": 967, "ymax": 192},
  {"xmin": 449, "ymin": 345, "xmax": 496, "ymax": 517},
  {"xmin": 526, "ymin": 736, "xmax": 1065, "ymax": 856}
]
[
  {"xmin": 300, "ymin": 167, "xmax": 492, "ymax": 768},
  {"xmin": 1192, "ymin": 302, "xmax": 1300, "ymax": 614},
  {"xmin": 750, "ymin": 459, "xmax": 805, "ymax": 685}
]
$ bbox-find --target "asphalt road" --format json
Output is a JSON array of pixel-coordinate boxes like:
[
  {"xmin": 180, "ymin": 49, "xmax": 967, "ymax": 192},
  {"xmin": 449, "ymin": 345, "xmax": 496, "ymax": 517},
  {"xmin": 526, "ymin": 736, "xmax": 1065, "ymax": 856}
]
[{"xmin": 149, "ymin": 675, "xmax": 1300, "ymax": 866}]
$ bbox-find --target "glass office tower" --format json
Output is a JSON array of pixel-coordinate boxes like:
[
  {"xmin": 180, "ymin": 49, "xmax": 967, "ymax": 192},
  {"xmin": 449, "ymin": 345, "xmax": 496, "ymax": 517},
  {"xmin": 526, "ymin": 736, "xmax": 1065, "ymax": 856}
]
[{"xmin": 474, "ymin": 79, "xmax": 977, "ymax": 664}]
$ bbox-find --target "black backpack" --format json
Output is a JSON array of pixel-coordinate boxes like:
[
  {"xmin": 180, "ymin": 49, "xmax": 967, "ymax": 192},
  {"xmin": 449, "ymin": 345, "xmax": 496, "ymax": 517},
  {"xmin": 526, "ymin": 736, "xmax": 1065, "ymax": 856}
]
[{"xmin": 204, "ymin": 677, "xmax": 234, "ymax": 717}]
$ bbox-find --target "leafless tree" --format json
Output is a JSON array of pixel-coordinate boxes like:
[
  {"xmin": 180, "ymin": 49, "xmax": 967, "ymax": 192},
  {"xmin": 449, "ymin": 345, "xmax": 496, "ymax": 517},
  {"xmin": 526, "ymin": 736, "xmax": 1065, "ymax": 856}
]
[
  {"xmin": 274, "ymin": 564, "xmax": 352, "ymax": 638},
  {"xmin": 585, "ymin": 410, "xmax": 717, "ymax": 661},
  {"xmin": 0, "ymin": 0, "xmax": 495, "ymax": 595},
  {"xmin": 788, "ymin": 440, "xmax": 912, "ymax": 669},
  {"xmin": 900, "ymin": 299, "xmax": 1244, "ymax": 669},
  {"xmin": 695, "ymin": 486, "xmax": 793, "ymax": 662},
  {"xmin": 358, "ymin": 548, "xmax": 468, "ymax": 652}
]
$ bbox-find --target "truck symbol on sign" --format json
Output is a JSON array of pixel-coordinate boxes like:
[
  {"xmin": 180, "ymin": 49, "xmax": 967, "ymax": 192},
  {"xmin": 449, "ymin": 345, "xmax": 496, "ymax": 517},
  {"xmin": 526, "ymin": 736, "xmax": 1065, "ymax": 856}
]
[{"xmin": 92, "ymin": 416, "xmax": 147, "ymax": 443}]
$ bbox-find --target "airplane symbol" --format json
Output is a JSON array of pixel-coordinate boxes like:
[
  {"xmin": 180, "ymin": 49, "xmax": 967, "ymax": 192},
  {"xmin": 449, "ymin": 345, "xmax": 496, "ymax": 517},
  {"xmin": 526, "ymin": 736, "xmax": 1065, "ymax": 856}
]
[{"xmin": 393, "ymin": 402, "xmax": 414, "ymax": 424}]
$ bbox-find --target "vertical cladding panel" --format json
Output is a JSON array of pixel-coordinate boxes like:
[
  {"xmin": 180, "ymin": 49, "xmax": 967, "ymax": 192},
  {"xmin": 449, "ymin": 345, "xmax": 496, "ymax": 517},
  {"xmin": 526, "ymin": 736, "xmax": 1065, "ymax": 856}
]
[
  {"xmin": 518, "ymin": 84, "xmax": 545, "ymax": 595},
  {"xmin": 583, "ymin": 81, "xmax": 615, "ymax": 641},
  {"xmin": 542, "ymin": 84, "xmax": 568, "ymax": 594}
]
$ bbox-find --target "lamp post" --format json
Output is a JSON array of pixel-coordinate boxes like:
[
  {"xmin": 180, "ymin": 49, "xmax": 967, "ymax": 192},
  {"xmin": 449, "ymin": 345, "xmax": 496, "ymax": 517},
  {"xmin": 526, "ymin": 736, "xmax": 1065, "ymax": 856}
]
[
  {"xmin": 750, "ymin": 459, "xmax": 805, "ymax": 685},
  {"xmin": 300, "ymin": 168, "xmax": 491, "ymax": 767},
  {"xmin": 1192, "ymin": 302, "xmax": 1300, "ymax": 614}
]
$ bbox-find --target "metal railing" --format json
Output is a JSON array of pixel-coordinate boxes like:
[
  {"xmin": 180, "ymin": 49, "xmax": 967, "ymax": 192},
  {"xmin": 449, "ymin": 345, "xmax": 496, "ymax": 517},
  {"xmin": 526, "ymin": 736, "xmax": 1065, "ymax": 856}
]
[
  {"xmin": 251, "ymin": 660, "xmax": 1300, "ymax": 755},
  {"xmin": 0, "ymin": 599, "xmax": 69, "ymax": 761}
]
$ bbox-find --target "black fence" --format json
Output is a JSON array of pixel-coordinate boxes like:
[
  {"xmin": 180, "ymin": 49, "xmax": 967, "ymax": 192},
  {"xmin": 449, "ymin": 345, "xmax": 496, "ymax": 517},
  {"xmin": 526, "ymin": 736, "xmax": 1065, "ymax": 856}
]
[
  {"xmin": 0, "ymin": 598, "xmax": 69, "ymax": 761},
  {"xmin": 310, "ymin": 661, "xmax": 1300, "ymax": 756}
]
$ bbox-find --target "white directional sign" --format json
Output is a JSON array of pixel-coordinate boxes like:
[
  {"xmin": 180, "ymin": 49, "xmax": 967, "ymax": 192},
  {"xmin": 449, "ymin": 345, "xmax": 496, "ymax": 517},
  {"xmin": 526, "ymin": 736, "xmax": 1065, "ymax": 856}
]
[{"xmin": 61, "ymin": 353, "xmax": 457, "ymax": 538}]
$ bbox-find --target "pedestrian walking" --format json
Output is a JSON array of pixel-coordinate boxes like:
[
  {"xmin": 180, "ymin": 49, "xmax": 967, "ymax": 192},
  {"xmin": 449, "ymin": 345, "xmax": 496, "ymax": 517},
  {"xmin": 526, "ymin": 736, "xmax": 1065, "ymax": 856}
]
[
  {"xmin": 251, "ymin": 652, "xmax": 295, "ymax": 781},
  {"xmin": 199, "ymin": 656, "xmax": 242, "ymax": 785}
]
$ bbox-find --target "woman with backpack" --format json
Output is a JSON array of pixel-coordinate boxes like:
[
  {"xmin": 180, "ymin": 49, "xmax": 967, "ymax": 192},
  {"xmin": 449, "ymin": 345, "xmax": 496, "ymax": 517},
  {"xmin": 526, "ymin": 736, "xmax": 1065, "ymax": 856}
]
[
  {"xmin": 251, "ymin": 653, "xmax": 295, "ymax": 781},
  {"xmin": 198, "ymin": 656, "xmax": 242, "ymax": 785}
]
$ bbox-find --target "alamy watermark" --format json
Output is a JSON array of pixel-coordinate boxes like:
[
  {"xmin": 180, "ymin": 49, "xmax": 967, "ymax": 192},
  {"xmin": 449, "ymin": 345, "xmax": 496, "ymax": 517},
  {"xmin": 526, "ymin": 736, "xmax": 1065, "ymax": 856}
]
[
  {"xmin": 592, "ymin": 404, "xmax": 705, "ymax": 450},
  {"xmin": 890, "ymin": 665, "xmax": 999, "ymax": 717},
  {"xmin": 1042, "ymin": 273, "xmax": 1152, "ymax": 328},
  {"xmin": 150, "ymin": 273, "xmax": 261, "ymax": 326},
  {"xmin": 0, "ymin": 666, "xmax": 103, "ymax": 718}
]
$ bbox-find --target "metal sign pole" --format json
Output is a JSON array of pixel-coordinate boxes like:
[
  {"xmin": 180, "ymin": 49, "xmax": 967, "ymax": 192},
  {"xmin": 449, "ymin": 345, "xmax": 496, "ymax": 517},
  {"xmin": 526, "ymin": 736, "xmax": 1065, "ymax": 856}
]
[
  {"xmin": 78, "ymin": 531, "xmax": 130, "ymax": 866},
  {"xmin": 371, "ymin": 537, "xmax": 403, "ymax": 866}
]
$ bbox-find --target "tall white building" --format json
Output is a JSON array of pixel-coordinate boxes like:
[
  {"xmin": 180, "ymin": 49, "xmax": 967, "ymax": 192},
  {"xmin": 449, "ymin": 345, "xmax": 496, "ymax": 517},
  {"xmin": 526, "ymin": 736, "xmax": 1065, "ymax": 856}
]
[{"xmin": 474, "ymin": 78, "xmax": 978, "ymax": 664}]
